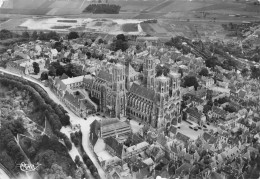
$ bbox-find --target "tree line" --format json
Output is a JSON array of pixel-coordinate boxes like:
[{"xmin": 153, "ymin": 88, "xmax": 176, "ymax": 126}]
[
  {"xmin": 83, "ymin": 4, "xmax": 121, "ymax": 14},
  {"xmin": 70, "ymin": 130, "xmax": 100, "ymax": 179},
  {"xmin": 0, "ymin": 74, "xmax": 72, "ymax": 147}
]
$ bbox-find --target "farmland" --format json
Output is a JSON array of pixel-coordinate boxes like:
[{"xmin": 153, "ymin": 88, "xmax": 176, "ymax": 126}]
[
  {"xmin": 122, "ymin": 23, "xmax": 138, "ymax": 32},
  {"xmin": 1, "ymin": 0, "xmax": 260, "ymax": 39}
]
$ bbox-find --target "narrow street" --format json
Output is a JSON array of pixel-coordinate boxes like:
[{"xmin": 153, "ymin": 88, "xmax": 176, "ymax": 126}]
[{"xmin": 0, "ymin": 69, "xmax": 106, "ymax": 179}]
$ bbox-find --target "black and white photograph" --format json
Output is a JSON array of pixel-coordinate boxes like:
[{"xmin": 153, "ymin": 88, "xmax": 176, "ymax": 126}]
[{"xmin": 0, "ymin": 0, "xmax": 260, "ymax": 179}]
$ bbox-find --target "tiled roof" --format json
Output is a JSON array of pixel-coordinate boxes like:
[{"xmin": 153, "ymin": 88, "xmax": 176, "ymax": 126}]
[
  {"xmin": 253, "ymin": 117, "xmax": 260, "ymax": 122},
  {"xmin": 169, "ymin": 126, "xmax": 177, "ymax": 135},
  {"xmin": 238, "ymin": 90, "xmax": 246, "ymax": 99},
  {"xmin": 175, "ymin": 163, "xmax": 192, "ymax": 175},
  {"xmin": 129, "ymin": 83, "xmax": 156, "ymax": 101},
  {"xmin": 176, "ymin": 132, "xmax": 190, "ymax": 143},
  {"xmin": 90, "ymin": 120, "xmax": 100, "ymax": 146},
  {"xmin": 157, "ymin": 133, "xmax": 167, "ymax": 147},
  {"xmin": 212, "ymin": 106, "xmax": 227, "ymax": 117},
  {"xmin": 209, "ymin": 172, "xmax": 223, "ymax": 179},
  {"xmin": 60, "ymin": 73, "xmax": 69, "ymax": 80},
  {"xmin": 64, "ymin": 91, "xmax": 81, "ymax": 108},
  {"xmin": 83, "ymin": 75, "xmax": 94, "ymax": 84},
  {"xmin": 202, "ymin": 132, "xmax": 212, "ymax": 142},
  {"xmin": 102, "ymin": 121, "xmax": 130, "ymax": 134},
  {"xmin": 97, "ymin": 70, "xmax": 112, "ymax": 82},
  {"xmin": 62, "ymin": 76, "xmax": 84, "ymax": 85},
  {"xmin": 190, "ymin": 95, "xmax": 204, "ymax": 104},
  {"xmin": 186, "ymin": 107, "xmax": 203, "ymax": 120},
  {"xmin": 104, "ymin": 136, "xmax": 123, "ymax": 158}
]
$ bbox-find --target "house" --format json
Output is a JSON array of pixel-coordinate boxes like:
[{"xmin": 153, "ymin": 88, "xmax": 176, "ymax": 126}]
[
  {"xmin": 250, "ymin": 117, "xmax": 260, "ymax": 127},
  {"xmin": 83, "ymin": 75, "xmax": 94, "ymax": 92},
  {"xmin": 6, "ymin": 58, "xmax": 45, "ymax": 75},
  {"xmin": 63, "ymin": 90, "xmax": 96, "ymax": 117},
  {"xmin": 124, "ymin": 158, "xmax": 150, "ymax": 179},
  {"xmin": 124, "ymin": 141, "xmax": 149, "ymax": 158},
  {"xmin": 61, "ymin": 75, "xmax": 84, "ymax": 89},
  {"xmin": 145, "ymin": 144, "xmax": 165, "ymax": 162},
  {"xmin": 185, "ymin": 107, "xmax": 206, "ymax": 125},
  {"xmin": 104, "ymin": 136, "xmax": 124, "ymax": 159},
  {"xmin": 169, "ymin": 126, "xmax": 177, "ymax": 138},
  {"xmin": 209, "ymin": 106, "xmax": 227, "ymax": 119},
  {"xmin": 175, "ymin": 162, "xmax": 192, "ymax": 178}
]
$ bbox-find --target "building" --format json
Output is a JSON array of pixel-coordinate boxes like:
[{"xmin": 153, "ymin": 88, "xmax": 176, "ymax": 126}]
[
  {"xmin": 62, "ymin": 75, "xmax": 84, "ymax": 89},
  {"xmin": 63, "ymin": 90, "xmax": 96, "ymax": 117},
  {"xmin": 90, "ymin": 63, "xmax": 126, "ymax": 118},
  {"xmin": 6, "ymin": 58, "xmax": 45, "ymax": 75},
  {"xmin": 100, "ymin": 118, "xmax": 131, "ymax": 139},
  {"xmin": 83, "ymin": 54, "xmax": 182, "ymax": 128},
  {"xmin": 124, "ymin": 141, "xmax": 149, "ymax": 158}
]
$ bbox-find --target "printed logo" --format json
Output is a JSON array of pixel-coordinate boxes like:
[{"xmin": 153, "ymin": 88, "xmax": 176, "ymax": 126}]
[{"xmin": 18, "ymin": 162, "xmax": 41, "ymax": 172}]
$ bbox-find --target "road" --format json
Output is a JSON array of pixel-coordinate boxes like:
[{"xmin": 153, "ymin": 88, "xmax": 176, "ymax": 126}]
[
  {"xmin": 0, "ymin": 168, "xmax": 9, "ymax": 179},
  {"xmin": 0, "ymin": 68, "xmax": 106, "ymax": 179}
]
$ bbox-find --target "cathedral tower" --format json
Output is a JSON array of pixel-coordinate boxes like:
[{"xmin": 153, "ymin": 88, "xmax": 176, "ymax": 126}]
[
  {"xmin": 155, "ymin": 75, "xmax": 170, "ymax": 128},
  {"xmin": 112, "ymin": 63, "xmax": 126, "ymax": 118},
  {"xmin": 143, "ymin": 54, "xmax": 155, "ymax": 90},
  {"xmin": 168, "ymin": 72, "xmax": 182, "ymax": 124}
]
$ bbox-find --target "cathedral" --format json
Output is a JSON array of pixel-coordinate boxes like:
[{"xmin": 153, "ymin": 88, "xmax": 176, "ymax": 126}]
[{"xmin": 85, "ymin": 54, "xmax": 182, "ymax": 128}]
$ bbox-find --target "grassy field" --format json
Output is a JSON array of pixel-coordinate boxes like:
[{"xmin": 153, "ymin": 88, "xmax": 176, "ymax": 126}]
[
  {"xmin": 122, "ymin": 23, "xmax": 138, "ymax": 32},
  {"xmin": 140, "ymin": 23, "xmax": 155, "ymax": 35},
  {"xmin": 162, "ymin": 1, "xmax": 214, "ymax": 13},
  {"xmin": 147, "ymin": 0, "xmax": 174, "ymax": 12}
]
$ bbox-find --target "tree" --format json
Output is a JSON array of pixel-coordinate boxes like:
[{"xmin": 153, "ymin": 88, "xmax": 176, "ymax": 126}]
[
  {"xmin": 40, "ymin": 71, "xmax": 48, "ymax": 81},
  {"xmin": 203, "ymin": 105, "xmax": 211, "ymax": 114},
  {"xmin": 38, "ymin": 150, "xmax": 56, "ymax": 169},
  {"xmin": 74, "ymin": 155, "xmax": 81, "ymax": 166},
  {"xmin": 38, "ymin": 31, "xmax": 46, "ymax": 41},
  {"xmin": 48, "ymin": 62, "xmax": 64, "ymax": 76},
  {"xmin": 31, "ymin": 31, "xmax": 38, "ymax": 40},
  {"xmin": 33, "ymin": 62, "xmax": 40, "ymax": 74},
  {"xmin": 251, "ymin": 66, "xmax": 260, "ymax": 79},
  {"xmin": 46, "ymin": 31, "xmax": 60, "ymax": 41},
  {"xmin": 178, "ymin": 68, "xmax": 183, "ymax": 77},
  {"xmin": 44, "ymin": 163, "xmax": 72, "ymax": 179},
  {"xmin": 156, "ymin": 64, "xmax": 170, "ymax": 77},
  {"xmin": 61, "ymin": 115, "xmax": 70, "ymax": 126},
  {"xmin": 22, "ymin": 31, "xmax": 30, "ymax": 39},
  {"xmin": 110, "ymin": 39, "xmax": 129, "ymax": 52},
  {"xmin": 48, "ymin": 65, "xmax": 57, "ymax": 76},
  {"xmin": 116, "ymin": 34, "xmax": 126, "ymax": 41},
  {"xmin": 224, "ymin": 105, "xmax": 237, "ymax": 113},
  {"xmin": 199, "ymin": 68, "xmax": 209, "ymax": 76},
  {"xmin": 0, "ymin": 152, "xmax": 15, "ymax": 171},
  {"xmin": 241, "ymin": 68, "xmax": 249, "ymax": 77},
  {"xmin": 64, "ymin": 137, "xmax": 72, "ymax": 151},
  {"xmin": 68, "ymin": 32, "xmax": 79, "ymax": 40},
  {"xmin": 0, "ymin": 29, "xmax": 13, "ymax": 40},
  {"xmin": 183, "ymin": 76, "xmax": 199, "ymax": 90},
  {"xmin": 53, "ymin": 41, "xmax": 63, "ymax": 52},
  {"xmin": 82, "ymin": 154, "xmax": 89, "ymax": 162},
  {"xmin": 205, "ymin": 56, "xmax": 217, "ymax": 69},
  {"xmin": 75, "ymin": 167, "xmax": 84, "ymax": 179}
]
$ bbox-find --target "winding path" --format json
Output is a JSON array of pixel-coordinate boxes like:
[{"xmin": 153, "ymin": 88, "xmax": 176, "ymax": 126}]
[{"xmin": 0, "ymin": 68, "xmax": 106, "ymax": 179}]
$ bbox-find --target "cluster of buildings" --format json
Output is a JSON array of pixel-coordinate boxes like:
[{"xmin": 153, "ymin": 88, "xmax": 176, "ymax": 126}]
[{"xmin": 2, "ymin": 34, "xmax": 260, "ymax": 179}]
